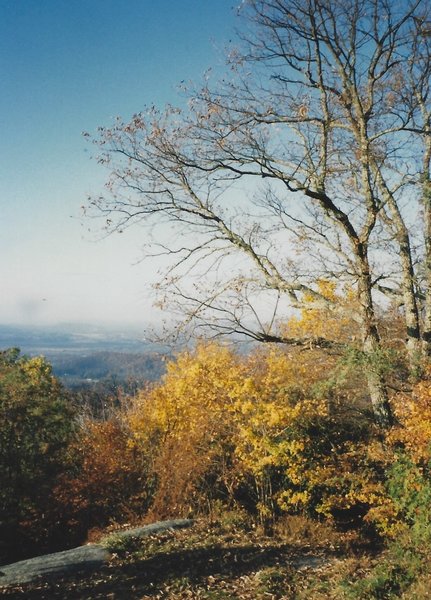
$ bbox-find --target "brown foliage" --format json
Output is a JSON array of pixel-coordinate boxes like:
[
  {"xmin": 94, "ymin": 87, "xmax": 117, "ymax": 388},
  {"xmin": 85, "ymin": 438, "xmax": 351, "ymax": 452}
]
[{"xmin": 52, "ymin": 416, "xmax": 152, "ymax": 539}]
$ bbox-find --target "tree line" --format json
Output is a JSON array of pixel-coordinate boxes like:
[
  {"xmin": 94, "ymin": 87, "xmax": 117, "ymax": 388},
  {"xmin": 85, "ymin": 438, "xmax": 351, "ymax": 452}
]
[{"xmin": 3, "ymin": 336, "xmax": 431, "ymax": 596}]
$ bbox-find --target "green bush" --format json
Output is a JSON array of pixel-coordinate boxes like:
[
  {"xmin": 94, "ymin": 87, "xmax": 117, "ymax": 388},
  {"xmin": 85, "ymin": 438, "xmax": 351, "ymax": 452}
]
[
  {"xmin": 0, "ymin": 349, "xmax": 76, "ymax": 562},
  {"xmin": 341, "ymin": 452, "xmax": 431, "ymax": 599},
  {"xmin": 387, "ymin": 454, "xmax": 431, "ymax": 545}
]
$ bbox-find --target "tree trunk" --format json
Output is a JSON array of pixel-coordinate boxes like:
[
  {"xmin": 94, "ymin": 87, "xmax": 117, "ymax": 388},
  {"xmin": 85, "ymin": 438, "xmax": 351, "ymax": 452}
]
[
  {"xmin": 398, "ymin": 232, "xmax": 422, "ymax": 368},
  {"xmin": 422, "ymin": 171, "xmax": 431, "ymax": 357},
  {"xmin": 373, "ymin": 170, "xmax": 422, "ymax": 369},
  {"xmin": 358, "ymin": 264, "xmax": 393, "ymax": 428},
  {"xmin": 361, "ymin": 332, "xmax": 393, "ymax": 428}
]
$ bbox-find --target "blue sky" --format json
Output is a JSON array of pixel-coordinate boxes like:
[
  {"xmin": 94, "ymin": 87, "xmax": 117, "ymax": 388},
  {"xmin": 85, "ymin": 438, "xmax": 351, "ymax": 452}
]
[{"xmin": 0, "ymin": 0, "xmax": 239, "ymax": 328}]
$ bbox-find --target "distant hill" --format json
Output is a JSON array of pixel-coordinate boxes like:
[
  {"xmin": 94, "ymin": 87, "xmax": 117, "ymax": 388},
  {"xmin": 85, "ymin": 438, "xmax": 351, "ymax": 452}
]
[
  {"xmin": 53, "ymin": 350, "xmax": 166, "ymax": 389},
  {"xmin": 0, "ymin": 323, "xmax": 163, "ymax": 354},
  {"xmin": 0, "ymin": 324, "xmax": 169, "ymax": 390}
]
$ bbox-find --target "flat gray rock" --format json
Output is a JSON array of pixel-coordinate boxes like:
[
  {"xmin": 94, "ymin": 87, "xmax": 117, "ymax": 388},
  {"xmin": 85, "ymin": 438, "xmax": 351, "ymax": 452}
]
[
  {"xmin": 0, "ymin": 519, "xmax": 193, "ymax": 588},
  {"xmin": 0, "ymin": 545, "xmax": 109, "ymax": 587},
  {"xmin": 102, "ymin": 519, "xmax": 193, "ymax": 541}
]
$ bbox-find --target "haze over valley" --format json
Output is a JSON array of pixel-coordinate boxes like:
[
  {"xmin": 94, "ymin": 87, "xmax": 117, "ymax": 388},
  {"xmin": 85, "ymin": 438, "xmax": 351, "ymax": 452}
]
[{"xmin": 0, "ymin": 323, "xmax": 167, "ymax": 389}]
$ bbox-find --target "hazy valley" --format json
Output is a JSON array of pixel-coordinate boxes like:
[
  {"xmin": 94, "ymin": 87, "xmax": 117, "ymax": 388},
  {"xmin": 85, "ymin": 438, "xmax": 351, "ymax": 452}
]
[{"xmin": 0, "ymin": 324, "xmax": 167, "ymax": 389}]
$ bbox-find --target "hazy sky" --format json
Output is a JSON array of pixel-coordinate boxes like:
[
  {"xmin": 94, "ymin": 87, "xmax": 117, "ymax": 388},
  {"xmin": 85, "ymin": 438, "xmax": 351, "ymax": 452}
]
[{"xmin": 0, "ymin": 0, "xmax": 238, "ymax": 328}]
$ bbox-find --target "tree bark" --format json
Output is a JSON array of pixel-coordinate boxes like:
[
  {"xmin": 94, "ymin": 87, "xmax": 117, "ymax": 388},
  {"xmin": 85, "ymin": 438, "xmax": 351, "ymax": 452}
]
[
  {"xmin": 423, "ymin": 172, "xmax": 431, "ymax": 356},
  {"xmin": 373, "ymin": 172, "xmax": 422, "ymax": 368},
  {"xmin": 398, "ymin": 231, "xmax": 422, "ymax": 367},
  {"xmin": 358, "ymin": 258, "xmax": 393, "ymax": 428}
]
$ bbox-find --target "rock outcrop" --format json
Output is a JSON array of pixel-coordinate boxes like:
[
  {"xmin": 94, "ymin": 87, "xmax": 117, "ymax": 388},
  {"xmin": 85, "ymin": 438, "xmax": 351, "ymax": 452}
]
[{"xmin": 0, "ymin": 519, "xmax": 193, "ymax": 588}]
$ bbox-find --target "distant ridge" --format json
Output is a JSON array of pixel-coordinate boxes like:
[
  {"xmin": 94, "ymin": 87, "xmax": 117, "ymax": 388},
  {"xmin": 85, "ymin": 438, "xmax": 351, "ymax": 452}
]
[
  {"xmin": 0, "ymin": 324, "xmax": 169, "ymax": 390},
  {"xmin": 0, "ymin": 323, "xmax": 164, "ymax": 355}
]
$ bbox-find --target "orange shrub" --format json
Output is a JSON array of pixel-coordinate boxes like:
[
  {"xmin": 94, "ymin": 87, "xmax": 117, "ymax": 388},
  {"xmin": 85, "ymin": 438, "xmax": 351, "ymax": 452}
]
[{"xmin": 53, "ymin": 415, "xmax": 152, "ymax": 539}]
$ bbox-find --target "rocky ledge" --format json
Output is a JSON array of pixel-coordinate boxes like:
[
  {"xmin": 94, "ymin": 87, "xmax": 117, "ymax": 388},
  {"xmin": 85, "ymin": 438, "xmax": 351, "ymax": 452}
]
[{"xmin": 0, "ymin": 519, "xmax": 193, "ymax": 588}]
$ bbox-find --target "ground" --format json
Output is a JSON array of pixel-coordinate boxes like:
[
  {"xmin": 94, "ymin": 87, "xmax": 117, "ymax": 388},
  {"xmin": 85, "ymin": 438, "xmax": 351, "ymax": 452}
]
[{"xmin": 0, "ymin": 517, "xmax": 378, "ymax": 599}]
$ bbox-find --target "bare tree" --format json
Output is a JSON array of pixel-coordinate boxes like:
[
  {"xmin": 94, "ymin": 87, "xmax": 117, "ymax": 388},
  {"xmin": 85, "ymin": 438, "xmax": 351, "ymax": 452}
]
[
  {"xmin": 88, "ymin": 0, "xmax": 431, "ymax": 426},
  {"xmin": 407, "ymin": 13, "xmax": 431, "ymax": 355},
  {"xmin": 357, "ymin": 3, "xmax": 431, "ymax": 365}
]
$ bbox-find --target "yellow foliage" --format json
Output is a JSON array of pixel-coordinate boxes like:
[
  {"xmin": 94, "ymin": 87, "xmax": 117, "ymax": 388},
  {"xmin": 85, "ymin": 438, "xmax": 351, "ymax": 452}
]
[
  {"xmin": 232, "ymin": 347, "xmax": 326, "ymax": 480},
  {"xmin": 128, "ymin": 343, "xmax": 246, "ymax": 516},
  {"xmin": 126, "ymin": 341, "xmax": 384, "ymax": 524},
  {"xmin": 283, "ymin": 280, "xmax": 358, "ymax": 343},
  {"xmin": 388, "ymin": 372, "xmax": 431, "ymax": 465},
  {"xmin": 129, "ymin": 343, "xmax": 243, "ymax": 443},
  {"xmin": 20, "ymin": 356, "xmax": 56, "ymax": 387}
]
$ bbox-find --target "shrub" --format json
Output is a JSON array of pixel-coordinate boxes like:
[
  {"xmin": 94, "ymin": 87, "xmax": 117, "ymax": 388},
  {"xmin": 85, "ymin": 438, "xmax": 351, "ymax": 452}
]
[
  {"xmin": 52, "ymin": 415, "xmax": 153, "ymax": 542},
  {"xmin": 0, "ymin": 350, "xmax": 76, "ymax": 561},
  {"xmin": 126, "ymin": 343, "xmax": 385, "ymax": 529},
  {"xmin": 342, "ymin": 374, "xmax": 431, "ymax": 598}
]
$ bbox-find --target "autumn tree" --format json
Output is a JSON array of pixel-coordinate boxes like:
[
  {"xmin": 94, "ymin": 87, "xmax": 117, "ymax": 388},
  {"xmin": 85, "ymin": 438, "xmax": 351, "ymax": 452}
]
[
  {"xmin": 125, "ymin": 342, "xmax": 385, "ymax": 528},
  {"xmin": 0, "ymin": 350, "xmax": 76, "ymax": 561},
  {"xmin": 53, "ymin": 415, "xmax": 152, "ymax": 540},
  {"xmin": 127, "ymin": 343, "xmax": 243, "ymax": 518},
  {"xmin": 88, "ymin": 0, "xmax": 431, "ymax": 427}
]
